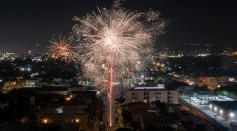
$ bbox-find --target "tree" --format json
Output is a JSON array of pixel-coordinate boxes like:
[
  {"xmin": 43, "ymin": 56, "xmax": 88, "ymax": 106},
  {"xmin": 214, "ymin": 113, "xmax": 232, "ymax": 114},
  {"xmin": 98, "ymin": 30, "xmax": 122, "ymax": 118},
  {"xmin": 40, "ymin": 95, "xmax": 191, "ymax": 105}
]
[{"xmin": 151, "ymin": 100, "xmax": 168, "ymax": 115}]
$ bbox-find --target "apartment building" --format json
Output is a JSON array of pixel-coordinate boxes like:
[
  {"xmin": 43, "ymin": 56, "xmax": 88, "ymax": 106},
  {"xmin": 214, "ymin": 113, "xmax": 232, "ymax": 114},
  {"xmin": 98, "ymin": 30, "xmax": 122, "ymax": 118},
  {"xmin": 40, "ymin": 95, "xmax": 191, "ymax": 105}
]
[{"xmin": 126, "ymin": 85, "xmax": 179, "ymax": 104}]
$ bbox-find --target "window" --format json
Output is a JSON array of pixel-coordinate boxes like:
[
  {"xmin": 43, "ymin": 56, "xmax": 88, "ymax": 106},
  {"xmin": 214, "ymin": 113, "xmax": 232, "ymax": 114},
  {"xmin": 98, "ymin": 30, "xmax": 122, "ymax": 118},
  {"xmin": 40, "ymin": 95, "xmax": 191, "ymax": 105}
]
[
  {"xmin": 132, "ymin": 92, "xmax": 137, "ymax": 96},
  {"xmin": 144, "ymin": 91, "xmax": 149, "ymax": 95},
  {"xmin": 144, "ymin": 96, "xmax": 149, "ymax": 100},
  {"xmin": 156, "ymin": 96, "xmax": 161, "ymax": 100},
  {"xmin": 167, "ymin": 96, "xmax": 173, "ymax": 99},
  {"xmin": 132, "ymin": 96, "xmax": 137, "ymax": 100},
  {"xmin": 168, "ymin": 91, "xmax": 173, "ymax": 95}
]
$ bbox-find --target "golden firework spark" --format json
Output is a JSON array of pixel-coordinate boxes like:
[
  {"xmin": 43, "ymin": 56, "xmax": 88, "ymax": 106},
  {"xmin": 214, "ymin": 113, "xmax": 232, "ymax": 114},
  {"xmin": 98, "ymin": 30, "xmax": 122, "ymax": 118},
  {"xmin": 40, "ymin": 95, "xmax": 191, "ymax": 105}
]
[
  {"xmin": 49, "ymin": 36, "xmax": 72, "ymax": 59},
  {"xmin": 73, "ymin": 3, "xmax": 166, "ymax": 87}
]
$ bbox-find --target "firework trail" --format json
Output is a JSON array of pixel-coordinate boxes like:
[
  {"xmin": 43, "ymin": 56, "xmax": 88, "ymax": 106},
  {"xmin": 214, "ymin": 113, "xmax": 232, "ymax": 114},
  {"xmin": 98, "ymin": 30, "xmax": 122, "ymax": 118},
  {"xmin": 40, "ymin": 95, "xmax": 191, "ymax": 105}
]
[{"xmin": 72, "ymin": 1, "xmax": 166, "ymax": 87}]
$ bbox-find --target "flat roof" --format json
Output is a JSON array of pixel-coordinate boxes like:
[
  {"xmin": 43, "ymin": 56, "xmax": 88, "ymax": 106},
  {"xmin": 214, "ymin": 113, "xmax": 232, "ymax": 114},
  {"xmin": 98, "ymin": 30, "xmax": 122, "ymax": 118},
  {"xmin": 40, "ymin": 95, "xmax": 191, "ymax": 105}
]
[
  {"xmin": 128, "ymin": 88, "xmax": 177, "ymax": 91},
  {"xmin": 209, "ymin": 101, "xmax": 237, "ymax": 110},
  {"xmin": 134, "ymin": 87, "xmax": 165, "ymax": 90}
]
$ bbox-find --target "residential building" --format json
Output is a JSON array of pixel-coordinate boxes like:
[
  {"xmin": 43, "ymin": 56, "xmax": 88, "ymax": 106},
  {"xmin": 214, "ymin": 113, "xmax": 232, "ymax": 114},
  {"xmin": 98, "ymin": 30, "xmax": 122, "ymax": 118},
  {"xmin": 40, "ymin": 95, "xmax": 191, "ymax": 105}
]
[
  {"xmin": 126, "ymin": 84, "xmax": 179, "ymax": 104},
  {"xmin": 24, "ymin": 79, "xmax": 41, "ymax": 87}
]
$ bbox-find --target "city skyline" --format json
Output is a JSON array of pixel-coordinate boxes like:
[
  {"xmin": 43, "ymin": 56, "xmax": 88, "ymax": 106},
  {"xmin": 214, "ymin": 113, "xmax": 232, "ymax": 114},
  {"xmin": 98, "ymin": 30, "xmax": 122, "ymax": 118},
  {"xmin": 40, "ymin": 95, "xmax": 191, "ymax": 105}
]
[{"xmin": 1, "ymin": 0, "xmax": 237, "ymax": 53}]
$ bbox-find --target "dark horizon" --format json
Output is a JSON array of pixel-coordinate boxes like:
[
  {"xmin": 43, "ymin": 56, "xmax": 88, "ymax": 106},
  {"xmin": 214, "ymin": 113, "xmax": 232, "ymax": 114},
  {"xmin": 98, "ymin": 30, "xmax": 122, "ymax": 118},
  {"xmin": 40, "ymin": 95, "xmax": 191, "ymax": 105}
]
[{"xmin": 1, "ymin": 0, "xmax": 237, "ymax": 53}]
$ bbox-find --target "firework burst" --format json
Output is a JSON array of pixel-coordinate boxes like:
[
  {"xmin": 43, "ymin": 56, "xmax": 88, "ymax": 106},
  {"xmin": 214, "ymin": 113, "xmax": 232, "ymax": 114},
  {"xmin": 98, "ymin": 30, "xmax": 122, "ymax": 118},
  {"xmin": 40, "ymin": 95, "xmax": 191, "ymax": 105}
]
[
  {"xmin": 72, "ymin": 1, "xmax": 166, "ymax": 87},
  {"xmin": 49, "ymin": 35, "xmax": 72, "ymax": 59}
]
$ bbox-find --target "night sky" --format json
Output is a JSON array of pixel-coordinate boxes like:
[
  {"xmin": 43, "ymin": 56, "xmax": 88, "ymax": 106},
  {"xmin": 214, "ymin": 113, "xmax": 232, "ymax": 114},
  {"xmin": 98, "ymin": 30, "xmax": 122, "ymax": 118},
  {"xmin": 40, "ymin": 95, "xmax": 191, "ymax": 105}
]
[{"xmin": 0, "ymin": 0, "xmax": 237, "ymax": 53}]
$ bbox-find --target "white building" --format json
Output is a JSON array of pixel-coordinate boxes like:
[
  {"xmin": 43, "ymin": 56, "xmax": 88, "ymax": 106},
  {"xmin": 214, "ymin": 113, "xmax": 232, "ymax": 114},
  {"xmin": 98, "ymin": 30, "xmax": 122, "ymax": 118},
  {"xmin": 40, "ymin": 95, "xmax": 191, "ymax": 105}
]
[
  {"xmin": 24, "ymin": 79, "xmax": 41, "ymax": 87},
  {"xmin": 126, "ymin": 85, "xmax": 179, "ymax": 104}
]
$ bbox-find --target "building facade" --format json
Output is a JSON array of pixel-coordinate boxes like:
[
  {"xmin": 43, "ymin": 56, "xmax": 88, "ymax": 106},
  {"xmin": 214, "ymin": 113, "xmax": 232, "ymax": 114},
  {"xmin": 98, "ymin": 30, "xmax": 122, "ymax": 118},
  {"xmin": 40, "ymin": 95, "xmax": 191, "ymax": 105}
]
[{"xmin": 126, "ymin": 86, "xmax": 179, "ymax": 104}]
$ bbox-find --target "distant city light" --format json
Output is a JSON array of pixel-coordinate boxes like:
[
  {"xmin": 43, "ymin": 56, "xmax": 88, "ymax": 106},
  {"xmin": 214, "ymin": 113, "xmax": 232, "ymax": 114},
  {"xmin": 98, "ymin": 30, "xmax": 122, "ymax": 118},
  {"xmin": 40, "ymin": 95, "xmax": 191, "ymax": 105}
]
[
  {"xmin": 20, "ymin": 67, "xmax": 31, "ymax": 72},
  {"xmin": 56, "ymin": 107, "xmax": 63, "ymax": 113},
  {"xmin": 42, "ymin": 119, "xmax": 49, "ymax": 124},
  {"xmin": 65, "ymin": 97, "xmax": 71, "ymax": 101},
  {"xmin": 229, "ymin": 78, "xmax": 235, "ymax": 82},
  {"xmin": 75, "ymin": 118, "xmax": 80, "ymax": 123}
]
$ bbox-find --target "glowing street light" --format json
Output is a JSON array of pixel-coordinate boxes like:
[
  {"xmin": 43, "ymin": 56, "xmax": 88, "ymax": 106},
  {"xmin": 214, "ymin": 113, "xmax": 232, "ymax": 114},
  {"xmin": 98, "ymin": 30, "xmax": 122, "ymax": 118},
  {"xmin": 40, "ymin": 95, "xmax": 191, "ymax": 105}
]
[
  {"xmin": 42, "ymin": 119, "xmax": 49, "ymax": 124},
  {"xmin": 209, "ymin": 104, "xmax": 212, "ymax": 108},
  {"xmin": 75, "ymin": 118, "xmax": 80, "ymax": 123},
  {"xmin": 220, "ymin": 110, "xmax": 223, "ymax": 114},
  {"xmin": 214, "ymin": 107, "xmax": 217, "ymax": 111},
  {"xmin": 230, "ymin": 112, "xmax": 235, "ymax": 118}
]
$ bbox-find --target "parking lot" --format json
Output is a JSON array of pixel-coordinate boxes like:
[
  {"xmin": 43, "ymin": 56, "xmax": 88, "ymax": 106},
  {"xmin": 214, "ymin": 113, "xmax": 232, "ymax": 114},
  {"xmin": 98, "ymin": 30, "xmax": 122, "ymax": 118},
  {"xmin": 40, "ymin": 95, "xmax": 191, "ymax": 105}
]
[{"xmin": 190, "ymin": 94, "xmax": 234, "ymax": 105}]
